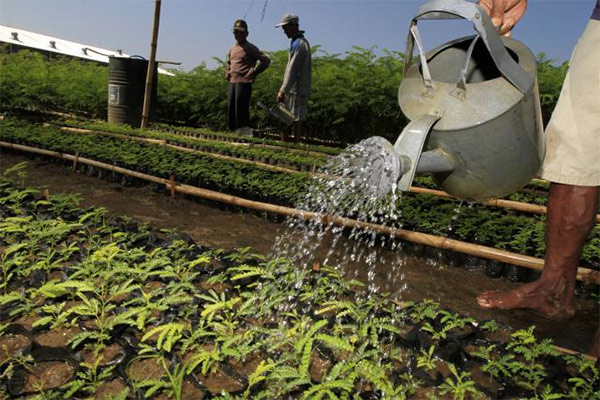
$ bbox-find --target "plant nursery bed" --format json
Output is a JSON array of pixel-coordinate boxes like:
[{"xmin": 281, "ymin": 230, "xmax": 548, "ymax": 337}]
[
  {"xmin": 1, "ymin": 151, "xmax": 599, "ymax": 355},
  {"xmin": 1, "ymin": 119, "xmax": 598, "ymax": 272},
  {"xmin": 0, "ymin": 166, "xmax": 598, "ymax": 398}
]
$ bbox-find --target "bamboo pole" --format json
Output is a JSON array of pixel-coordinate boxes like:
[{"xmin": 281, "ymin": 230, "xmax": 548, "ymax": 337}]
[
  {"xmin": 553, "ymin": 344, "xmax": 597, "ymax": 361},
  {"xmin": 60, "ymin": 126, "xmax": 305, "ymax": 174},
  {"xmin": 57, "ymin": 126, "xmax": 600, "ymax": 222},
  {"xmin": 60, "ymin": 127, "xmax": 166, "ymax": 145},
  {"xmin": 2, "ymin": 140, "xmax": 599, "ymax": 286},
  {"xmin": 410, "ymin": 185, "xmax": 600, "ymax": 223},
  {"xmin": 186, "ymin": 136, "xmax": 330, "ymax": 158},
  {"xmin": 141, "ymin": 0, "xmax": 161, "ymax": 129},
  {"xmin": 164, "ymin": 143, "xmax": 307, "ymax": 174}
]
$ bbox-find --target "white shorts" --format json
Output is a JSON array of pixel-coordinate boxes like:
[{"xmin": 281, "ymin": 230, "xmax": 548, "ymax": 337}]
[
  {"xmin": 538, "ymin": 19, "xmax": 600, "ymax": 186},
  {"xmin": 285, "ymin": 93, "xmax": 309, "ymax": 122}
]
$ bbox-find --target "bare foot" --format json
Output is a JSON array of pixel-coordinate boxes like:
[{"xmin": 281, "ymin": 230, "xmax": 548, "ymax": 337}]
[{"xmin": 476, "ymin": 278, "xmax": 575, "ymax": 320}]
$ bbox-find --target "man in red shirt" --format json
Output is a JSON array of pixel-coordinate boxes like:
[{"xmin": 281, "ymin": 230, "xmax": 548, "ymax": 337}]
[{"xmin": 226, "ymin": 20, "xmax": 271, "ymax": 131}]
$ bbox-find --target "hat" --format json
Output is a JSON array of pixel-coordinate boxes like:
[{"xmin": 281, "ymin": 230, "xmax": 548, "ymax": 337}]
[
  {"xmin": 275, "ymin": 13, "xmax": 298, "ymax": 27},
  {"xmin": 232, "ymin": 19, "xmax": 248, "ymax": 32}
]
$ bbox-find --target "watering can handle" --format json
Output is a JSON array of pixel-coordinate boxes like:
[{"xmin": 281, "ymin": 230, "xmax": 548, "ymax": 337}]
[{"xmin": 404, "ymin": 0, "xmax": 533, "ymax": 94}]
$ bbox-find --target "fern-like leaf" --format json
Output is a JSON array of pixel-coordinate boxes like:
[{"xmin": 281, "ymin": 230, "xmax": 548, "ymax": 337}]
[
  {"xmin": 141, "ymin": 322, "xmax": 186, "ymax": 352},
  {"xmin": 314, "ymin": 334, "xmax": 354, "ymax": 353}
]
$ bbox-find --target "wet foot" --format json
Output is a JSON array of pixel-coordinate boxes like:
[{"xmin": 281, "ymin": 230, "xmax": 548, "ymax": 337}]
[{"xmin": 476, "ymin": 278, "xmax": 575, "ymax": 320}]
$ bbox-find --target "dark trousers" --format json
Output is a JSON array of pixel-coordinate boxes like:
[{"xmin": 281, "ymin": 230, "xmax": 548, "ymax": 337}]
[{"xmin": 227, "ymin": 82, "xmax": 252, "ymax": 130}]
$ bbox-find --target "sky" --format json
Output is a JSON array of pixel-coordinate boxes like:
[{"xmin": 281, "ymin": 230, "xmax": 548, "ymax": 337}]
[{"xmin": 0, "ymin": 0, "xmax": 596, "ymax": 71}]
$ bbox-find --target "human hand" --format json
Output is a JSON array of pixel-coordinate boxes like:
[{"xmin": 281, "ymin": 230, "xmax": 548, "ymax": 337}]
[
  {"xmin": 478, "ymin": 0, "xmax": 527, "ymax": 37},
  {"xmin": 277, "ymin": 91, "xmax": 285, "ymax": 103}
]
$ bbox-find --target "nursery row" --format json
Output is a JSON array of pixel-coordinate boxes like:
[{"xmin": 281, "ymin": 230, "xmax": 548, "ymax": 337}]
[
  {"xmin": 150, "ymin": 122, "xmax": 345, "ymax": 156},
  {"xmin": 54, "ymin": 120, "xmax": 328, "ymax": 172},
  {"xmin": 0, "ymin": 174, "xmax": 597, "ymax": 399},
  {"xmin": 55, "ymin": 118, "xmax": 553, "ymax": 208},
  {"xmin": 0, "ymin": 119, "xmax": 307, "ymax": 204},
  {"xmin": 1, "ymin": 119, "xmax": 598, "ymax": 269}
]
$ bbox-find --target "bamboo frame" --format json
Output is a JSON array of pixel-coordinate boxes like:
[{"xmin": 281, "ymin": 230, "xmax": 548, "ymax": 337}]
[
  {"xmin": 174, "ymin": 133, "xmax": 329, "ymax": 157},
  {"xmin": 410, "ymin": 186, "xmax": 600, "ymax": 223},
  {"xmin": 61, "ymin": 126, "xmax": 314, "ymax": 175},
  {"xmin": 60, "ymin": 126, "xmax": 600, "ymax": 222},
  {"xmin": 60, "ymin": 127, "xmax": 166, "ymax": 145},
  {"xmin": 2, "ymin": 140, "xmax": 599, "ymax": 286}
]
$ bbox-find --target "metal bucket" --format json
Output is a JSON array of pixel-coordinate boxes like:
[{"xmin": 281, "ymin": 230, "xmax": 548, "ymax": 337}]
[
  {"xmin": 108, "ymin": 56, "xmax": 157, "ymax": 126},
  {"xmin": 357, "ymin": 0, "xmax": 544, "ymax": 200}
]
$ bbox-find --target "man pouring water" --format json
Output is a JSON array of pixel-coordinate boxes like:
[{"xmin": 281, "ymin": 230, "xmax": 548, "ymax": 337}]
[{"xmin": 475, "ymin": 0, "xmax": 600, "ymax": 357}]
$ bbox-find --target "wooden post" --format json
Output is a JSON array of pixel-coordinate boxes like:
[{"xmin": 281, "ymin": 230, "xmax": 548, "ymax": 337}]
[
  {"xmin": 169, "ymin": 174, "xmax": 176, "ymax": 198},
  {"xmin": 141, "ymin": 0, "xmax": 161, "ymax": 129},
  {"xmin": 72, "ymin": 151, "xmax": 80, "ymax": 172}
]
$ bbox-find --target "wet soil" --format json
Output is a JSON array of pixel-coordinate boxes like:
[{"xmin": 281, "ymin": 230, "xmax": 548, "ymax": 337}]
[
  {"xmin": 34, "ymin": 326, "xmax": 81, "ymax": 348},
  {"xmin": 0, "ymin": 333, "xmax": 30, "ymax": 364},
  {"xmin": 1, "ymin": 151, "xmax": 598, "ymax": 354},
  {"xmin": 195, "ymin": 369, "xmax": 245, "ymax": 395},
  {"xmin": 23, "ymin": 360, "xmax": 75, "ymax": 392},
  {"xmin": 126, "ymin": 357, "xmax": 165, "ymax": 381},
  {"xmin": 95, "ymin": 378, "xmax": 128, "ymax": 400},
  {"xmin": 78, "ymin": 343, "xmax": 125, "ymax": 366}
]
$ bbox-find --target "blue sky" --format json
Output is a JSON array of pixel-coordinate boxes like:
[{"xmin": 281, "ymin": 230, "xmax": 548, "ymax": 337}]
[{"xmin": 0, "ymin": 1, "xmax": 596, "ymax": 71}]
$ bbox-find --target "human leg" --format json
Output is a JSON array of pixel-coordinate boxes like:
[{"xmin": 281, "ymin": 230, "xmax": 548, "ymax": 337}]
[
  {"xmin": 477, "ymin": 19, "xmax": 599, "ymax": 319},
  {"xmin": 236, "ymin": 83, "xmax": 252, "ymax": 128},
  {"xmin": 293, "ymin": 121, "xmax": 302, "ymax": 143},
  {"xmin": 227, "ymin": 83, "xmax": 237, "ymax": 130},
  {"xmin": 477, "ymin": 183, "xmax": 598, "ymax": 319},
  {"xmin": 282, "ymin": 95, "xmax": 296, "ymax": 142}
]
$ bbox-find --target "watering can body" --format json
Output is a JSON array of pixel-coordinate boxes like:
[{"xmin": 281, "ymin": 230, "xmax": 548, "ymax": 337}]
[
  {"xmin": 356, "ymin": 0, "xmax": 544, "ymax": 201},
  {"xmin": 400, "ymin": 33, "xmax": 545, "ymax": 199}
]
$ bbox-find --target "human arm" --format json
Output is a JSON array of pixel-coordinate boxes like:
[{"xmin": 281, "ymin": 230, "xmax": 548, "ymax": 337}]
[
  {"xmin": 478, "ymin": 0, "xmax": 528, "ymax": 37},
  {"xmin": 251, "ymin": 50, "xmax": 271, "ymax": 78},
  {"xmin": 225, "ymin": 49, "xmax": 232, "ymax": 81}
]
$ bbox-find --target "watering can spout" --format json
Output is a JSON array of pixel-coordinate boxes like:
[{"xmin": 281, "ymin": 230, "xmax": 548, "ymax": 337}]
[
  {"xmin": 348, "ymin": 114, "xmax": 454, "ymax": 199},
  {"xmin": 392, "ymin": 113, "xmax": 443, "ymax": 191}
]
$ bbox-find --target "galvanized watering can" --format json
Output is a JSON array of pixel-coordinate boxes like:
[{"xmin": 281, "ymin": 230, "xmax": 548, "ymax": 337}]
[
  {"xmin": 257, "ymin": 101, "xmax": 296, "ymax": 126},
  {"xmin": 358, "ymin": 0, "xmax": 544, "ymax": 200}
]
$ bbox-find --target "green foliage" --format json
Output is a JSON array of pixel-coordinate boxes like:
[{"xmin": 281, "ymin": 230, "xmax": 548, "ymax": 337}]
[
  {"xmin": 536, "ymin": 53, "xmax": 568, "ymax": 126},
  {"xmin": 141, "ymin": 323, "xmax": 187, "ymax": 352},
  {"xmin": 1, "ymin": 118, "xmax": 599, "ymax": 267},
  {"xmin": 416, "ymin": 345, "xmax": 437, "ymax": 372},
  {"xmin": 1, "ymin": 48, "xmax": 567, "ymax": 143},
  {"xmin": 0, "ymin": 174, "xmax": 596, "ymax": 400},
  {"xmin": 438, "ymin": 363, "xmax": 481, "ymax": 400},
  {"xmin": 0, "ymin": 50, "xmax": 107, "ymax": 117}
]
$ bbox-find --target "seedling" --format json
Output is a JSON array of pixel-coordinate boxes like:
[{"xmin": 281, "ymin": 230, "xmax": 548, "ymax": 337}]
[
  {"xmin": 416, "ymin": 345, "xmax": 437, "ymax": 372},
  {"xmin": 438, "ymin": 363, "xmax": 481, "ymax": 400}
]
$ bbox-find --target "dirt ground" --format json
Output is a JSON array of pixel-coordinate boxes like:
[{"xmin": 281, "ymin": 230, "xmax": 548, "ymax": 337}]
[{"xmin": 1, "ymin": 150, "xmax": 598, "ymax": 355}]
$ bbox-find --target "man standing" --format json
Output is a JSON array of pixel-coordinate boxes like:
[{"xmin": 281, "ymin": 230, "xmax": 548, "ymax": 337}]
[
  {"xmin": 476, "ymin": 0, "xmax": 600, "ymax": 357},
  {"xmin": 275, "ymin": 13, "xmax": 312, "ymax": 142},
  {"xmin": 226, "ymin": 19, "xmax": 271, "ymax": 131}
]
